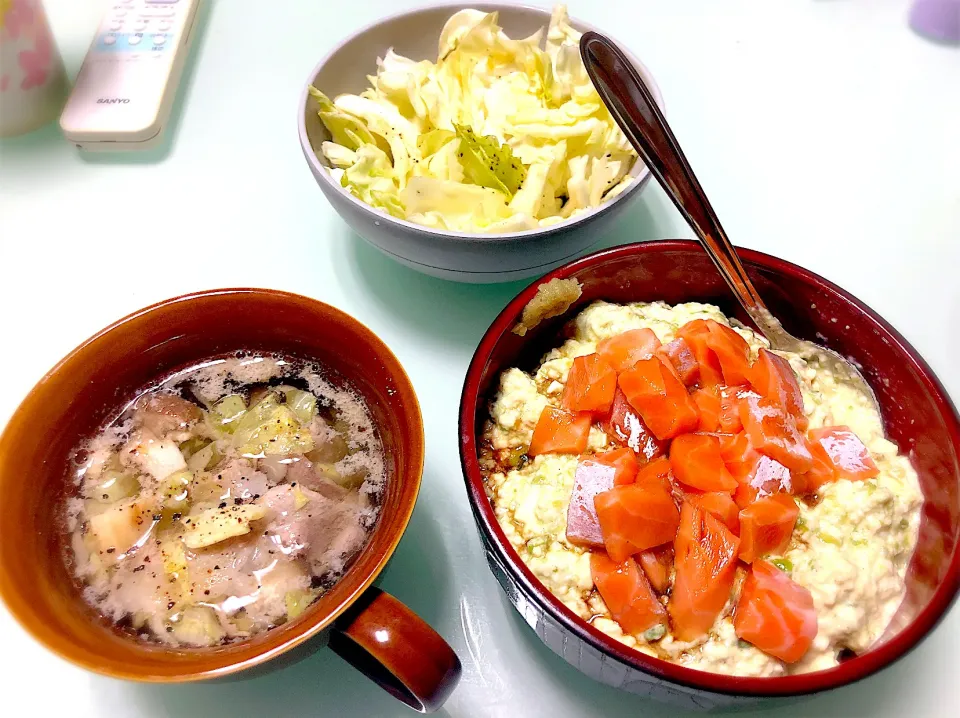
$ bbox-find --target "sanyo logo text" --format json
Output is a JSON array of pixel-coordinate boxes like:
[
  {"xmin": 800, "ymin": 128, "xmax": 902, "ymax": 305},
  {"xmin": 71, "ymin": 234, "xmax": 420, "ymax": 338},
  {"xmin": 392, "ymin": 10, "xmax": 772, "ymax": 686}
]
[{"xmin": 96, "ymin": 98, "xmax": 131, "ymax": 104}]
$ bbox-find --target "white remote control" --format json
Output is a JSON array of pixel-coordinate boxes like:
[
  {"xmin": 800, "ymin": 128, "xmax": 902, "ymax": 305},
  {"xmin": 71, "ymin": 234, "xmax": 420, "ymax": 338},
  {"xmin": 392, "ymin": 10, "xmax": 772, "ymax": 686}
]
[{"xmin": 60, "ymin": 0, "xmax": 202, "ymax": 151}]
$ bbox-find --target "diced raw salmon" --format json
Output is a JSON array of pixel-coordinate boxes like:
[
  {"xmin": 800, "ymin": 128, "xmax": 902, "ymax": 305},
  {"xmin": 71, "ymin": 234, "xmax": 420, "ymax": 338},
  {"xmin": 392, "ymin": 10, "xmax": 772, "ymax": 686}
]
[
  {"xmin": 705, "ymin": 321, "xmax": 753, "ymax": 386},
  {"xmin": 796, "ymin": 437, "xmax": 838, "ymax": 493},
  {"xmin": 593, "ymin": 447, "xmax": 639, "ymax": 486},
  {"xmin": 528, "ymin": 406, "xmax": 592, "ymax": 456},
  {"xmin": 638, "ymin": 544, "xmax": 674, "ymax": 594},
  {"xmin": 561, "ymin": 353, "xmax": 617, "ymax": 414},
  {"xmin": 739, "ymin": 395, "xmax": 813, "ymax": 473},
  {"xmin": 669, "ymin": 502, "xmax": 741, "ymax": 641},
  {"xmin": 738, "ymin": 494, "xmax": 799, "ymax": 563},
  {"xmin": 670, "ymin": 433, "xmax": 738, "ymax": 492},
  {"xmin": 719, "ymin": 386, "xmax": 756, "ymax": 434},
  {"xmin": 594, "ymin": 481, "xmax": 681, "ymax": 562},
  {"xmin": 808, "ymin": 426, "xmax": 879, "ymax": 481},
  {"xmin": 590, "ymin": 552, "xmax": 667, "ymax": 635},
  {"xmin": 565, "ymin": 460, "xmax": 617, "ymax": 549},
  {"xmin": 677, "ymin": 320, "xmax": 725, "ymax": 389},
  {"xmin": 618, "ymin": 357, "xmax": 701, "ymax": 441},
  {"xmin": 734, "ymin": 560, "xmax": 817, "ymax": 663},
  {"xmin": 657, "ymin": 338, "xmax": 700, "ymax": 387},
  {"xmin": 692, "ymin": 387, "xmax": 722, "ymax": 432},
  {"xmin": 634, "ymin": 456, "xmax": 673, "ymax": 493},
  {"xmin": 687, "ymin": 491, "xmax": 741, "ymax": 535},
  {"xmin": 600, "ymin": 388, "xmax": 668, "ymax": 463},
  {"xmin": 750, "ymin": 349, "xmax": 809, "ymax": 430},
  {"xmin": 734, "ymin": 454, "xmax": 793, "ymax": 508},
  {"xmin": 721, "ymin": 433, "xmax": 793, "ymax": 508},
  {"xmin": 597, "ymin": 329, "xmax": 662, "ymax": 374}
]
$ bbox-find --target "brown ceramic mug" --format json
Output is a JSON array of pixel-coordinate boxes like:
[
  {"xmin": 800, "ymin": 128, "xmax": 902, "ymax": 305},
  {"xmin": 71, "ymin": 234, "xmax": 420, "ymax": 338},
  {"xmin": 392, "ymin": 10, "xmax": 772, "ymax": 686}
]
[{"xmin": 0, "ymin": 288, "xmax": 461, "ymax": 713}]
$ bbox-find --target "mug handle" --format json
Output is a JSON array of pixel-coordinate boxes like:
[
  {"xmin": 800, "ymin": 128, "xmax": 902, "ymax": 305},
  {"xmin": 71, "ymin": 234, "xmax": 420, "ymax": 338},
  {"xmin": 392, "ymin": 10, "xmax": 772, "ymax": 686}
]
[{"xmin": 329, "ymin": 587, "xmax": 462, "ymax": 713}]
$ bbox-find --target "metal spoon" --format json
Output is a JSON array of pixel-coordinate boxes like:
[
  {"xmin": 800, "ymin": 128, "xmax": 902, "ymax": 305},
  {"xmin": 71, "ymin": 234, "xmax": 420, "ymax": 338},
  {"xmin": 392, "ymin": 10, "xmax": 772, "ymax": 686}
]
[{"xmin": 580, "ymin": 31, "xmax": 880, "ymax": 414}]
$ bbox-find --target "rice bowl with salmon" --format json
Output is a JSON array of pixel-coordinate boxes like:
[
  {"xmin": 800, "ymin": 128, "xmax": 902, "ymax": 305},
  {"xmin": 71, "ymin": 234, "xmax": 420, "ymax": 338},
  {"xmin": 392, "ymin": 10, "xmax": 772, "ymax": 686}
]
[{"xmin": 480, "ymin": 299, "xmax": 923, "ymax": 677}]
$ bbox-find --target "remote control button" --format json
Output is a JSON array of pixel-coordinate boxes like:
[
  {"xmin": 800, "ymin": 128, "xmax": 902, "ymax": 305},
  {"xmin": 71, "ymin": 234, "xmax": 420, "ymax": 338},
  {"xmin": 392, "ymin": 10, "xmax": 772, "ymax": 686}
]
[
  {"xmin": 109, "ymin": 21, "xmax": 122, "ymax": 31},
  {"xmin": 146, "ymin": 0, "xmax": 180, "ymax": 4},
  {"xmin": 158, "ymin": 21, "xmax": 172, "ymax": 30},
  {"xmin": 152, "ymin": 34, "xmax": 166, "ymax": 45},
  {"xmin": 113, "ymin": 9, "xmax": 127, "ymax": 17},
  {"xmin": 134, "ymin": 19, "xmax": 147, "ymax": 30},
  {"xmin": 128, "ymin": 34, "xmax": 142, "ymax": 45},
  {"xmin": 103, "ymin": 35, "xmax": 117, "ymax": 45}
]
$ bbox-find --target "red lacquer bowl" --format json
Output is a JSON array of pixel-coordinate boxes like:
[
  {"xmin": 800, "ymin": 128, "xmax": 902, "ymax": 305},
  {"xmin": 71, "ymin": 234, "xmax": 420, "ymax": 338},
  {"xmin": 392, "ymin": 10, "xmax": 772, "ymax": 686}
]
[{"xmin": 459, "ymin": 241, "xmax": 960, "ymax": 709}]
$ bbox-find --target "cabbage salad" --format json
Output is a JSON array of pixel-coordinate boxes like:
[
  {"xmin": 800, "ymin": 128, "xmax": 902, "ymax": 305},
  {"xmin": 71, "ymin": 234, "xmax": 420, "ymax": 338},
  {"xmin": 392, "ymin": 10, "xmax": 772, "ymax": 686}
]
[{"xmin": 310, "ymin": 5, "xmax": 639, "ymax": 233}]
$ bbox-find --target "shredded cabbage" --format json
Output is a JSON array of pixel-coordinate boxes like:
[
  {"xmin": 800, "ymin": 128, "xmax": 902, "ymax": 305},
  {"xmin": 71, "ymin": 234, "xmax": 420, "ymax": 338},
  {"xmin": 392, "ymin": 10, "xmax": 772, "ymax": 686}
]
[{"xmin": 311, "ymin": 4, "xmax": 637, "ymax": 233}]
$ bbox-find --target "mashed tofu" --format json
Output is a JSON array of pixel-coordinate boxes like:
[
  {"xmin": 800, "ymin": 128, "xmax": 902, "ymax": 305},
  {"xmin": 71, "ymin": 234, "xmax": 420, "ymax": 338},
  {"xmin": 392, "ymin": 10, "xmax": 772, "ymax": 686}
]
[{"xmin": 484, "ymin": 301, "xmax": 923, "ymax": 676}]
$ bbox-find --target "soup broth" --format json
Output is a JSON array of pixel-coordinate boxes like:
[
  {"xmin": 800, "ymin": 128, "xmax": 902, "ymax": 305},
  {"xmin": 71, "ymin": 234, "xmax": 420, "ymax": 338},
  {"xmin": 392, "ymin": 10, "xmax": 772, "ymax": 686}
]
[{"xmin": 63, "ymin": 354, "xmax": 386, "ymax": 647}]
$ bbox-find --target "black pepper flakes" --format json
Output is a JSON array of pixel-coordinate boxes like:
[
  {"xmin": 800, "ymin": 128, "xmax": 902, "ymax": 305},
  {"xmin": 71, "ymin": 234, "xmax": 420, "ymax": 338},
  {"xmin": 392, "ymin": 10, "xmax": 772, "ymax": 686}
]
[
  {"xmin": 133, "ymin": 565, "xmax": 145, "ymax": 573},
  {"xmin": 106, "ymin": 548, "xmax": 115, "ymax": 554}
]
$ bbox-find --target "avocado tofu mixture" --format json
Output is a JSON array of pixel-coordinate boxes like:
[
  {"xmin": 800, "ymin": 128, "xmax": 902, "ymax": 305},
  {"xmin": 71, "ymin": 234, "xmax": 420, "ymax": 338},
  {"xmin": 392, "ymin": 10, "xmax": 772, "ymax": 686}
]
[{"xmin": 481, "ymin": 300, "xmax": 922, "ymax": 676}]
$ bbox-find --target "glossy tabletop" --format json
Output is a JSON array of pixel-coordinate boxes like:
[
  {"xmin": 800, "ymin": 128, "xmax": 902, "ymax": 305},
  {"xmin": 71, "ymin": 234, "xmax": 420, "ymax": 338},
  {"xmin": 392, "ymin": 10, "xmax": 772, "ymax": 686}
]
[{"xmin": 1, "ymin": 1, "xmax": 959, "ymax": 716}]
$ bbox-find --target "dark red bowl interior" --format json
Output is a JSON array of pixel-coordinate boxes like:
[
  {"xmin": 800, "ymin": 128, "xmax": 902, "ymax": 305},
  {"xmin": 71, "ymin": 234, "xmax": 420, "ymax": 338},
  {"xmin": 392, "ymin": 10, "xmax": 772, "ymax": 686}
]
[{"xmin": 459, "ymin": 240, "xmax": 960, "ymax": 697}]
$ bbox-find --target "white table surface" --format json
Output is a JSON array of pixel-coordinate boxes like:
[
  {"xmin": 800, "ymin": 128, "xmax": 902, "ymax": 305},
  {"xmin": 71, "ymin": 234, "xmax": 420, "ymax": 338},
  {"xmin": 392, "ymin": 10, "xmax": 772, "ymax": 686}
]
[{"xmin": 2, "ymin": 0, "xmax": 959, "ymax": 716}]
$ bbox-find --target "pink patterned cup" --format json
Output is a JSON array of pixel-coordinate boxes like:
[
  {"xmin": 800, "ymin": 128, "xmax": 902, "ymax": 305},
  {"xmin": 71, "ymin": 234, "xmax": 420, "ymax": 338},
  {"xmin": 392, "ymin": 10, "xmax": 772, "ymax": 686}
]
[{"xmin": 0, "ymin": 0, "xmax": 68, "ymax": 137}]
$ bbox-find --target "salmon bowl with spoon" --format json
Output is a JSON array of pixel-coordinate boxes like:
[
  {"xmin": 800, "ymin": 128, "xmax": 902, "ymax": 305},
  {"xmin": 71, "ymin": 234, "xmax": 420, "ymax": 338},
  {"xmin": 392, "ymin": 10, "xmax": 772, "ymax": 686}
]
[{"xmin": 456, "ymin": 32, "xmax": 960, "ymax": 711}]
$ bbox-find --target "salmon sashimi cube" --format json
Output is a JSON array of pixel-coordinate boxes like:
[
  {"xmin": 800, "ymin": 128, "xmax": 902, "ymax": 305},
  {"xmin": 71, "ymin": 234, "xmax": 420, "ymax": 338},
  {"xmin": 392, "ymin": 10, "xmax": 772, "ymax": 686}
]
[
  {"xmin": 808, "ymin": 426, "xmax": 879, "ymax": 481},
  {"xmin": 733, "ymin": 454, "xmax": 793, "ymax": 508},
  {"xmin": 657, "ymin": 337, "xmax": 700, "ymax": 387},
  {"xmin": 561, "ymin": 353, "xmax": 617, "ymax": 414},
  {"xmin": 669, "ymin": 502, "xmax": 741, "ymax": 641},
  {"xmin": 598, "ymin": 328, "xmax": 662, "ymax": 374},
  {"xmin": 634, "ymin": 457, "xmax": 675, "ymax": 498},
  {"xmin": 750, "ymin": 349, "xmax": 809, "ymax": 430},
  {"xmin": 739, "ymin": 394, "xmax": 813, "ymax": 473},
  {"xmin": 692, "ymin": 387, "xmax": 722, "ymax": 432},
  {"xmin": 670, "ymin": 433, "xmax": 738, "ymax": 493},
  {"xmin": 528, "ymin": 406, "xmax": 592, "ymax": 456},
  {"xmin": 796, "ymin": 438, "xmax": 839, "ymax": 493},
  {"xmin": 686, "ymin": 491, "xmax": 741, "ymax": 535},
  {"xmin": 719, "ymin": 386, "xmax": 756, "ymax": 434},
  {"xmin": 720, "ymin": 433, "xmax": 793, "ymax": 507},
  {"xmin": 565, "ymin": 460, "xmax": 617, "ymax": 549},
  {"xmin": 601, "ymin": 388, "xmax": 668, "ymax": 463},
  {"xmin": 619, "ymin": 357, "xmax": 701, "ymax": 441},
  {"xmin": 594, "ymin": 447, "xmax": 639, "ymax": 486},
  {"xmin": 734, "ymin": 560, "xmax": 817, "ymax": 663},
  {"xmin": 719, "ymin": 431, "xmax": 756, "ymax": 472},
  {"xmin": 639, "ymin": 544, "xmax": 675, "ymax": 594},
  {"xmin": 590, "ymin": 552, "xmax": 668, "ymax": 636},
  {"xmin": 594, "ymin": 481, "xmax": 681, "ymax": 562},
  {"xmin": 738, "ymin": 494, "xmax": 800, "ymax": 563},
  {"xmin": 677, "ymin": 320, "xmax": 725, "ymax": 389},
  {"xmin": 705, "ymin": 321, "xmax": 753, "ymax": 386}
]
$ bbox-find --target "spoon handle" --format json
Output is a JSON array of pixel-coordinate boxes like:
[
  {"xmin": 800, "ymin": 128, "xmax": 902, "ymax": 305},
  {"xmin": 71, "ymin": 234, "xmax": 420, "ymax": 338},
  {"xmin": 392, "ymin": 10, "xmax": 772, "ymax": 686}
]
[{"xmin": 580, "ymin": 31, "xmax": 781, "ymax": 339}]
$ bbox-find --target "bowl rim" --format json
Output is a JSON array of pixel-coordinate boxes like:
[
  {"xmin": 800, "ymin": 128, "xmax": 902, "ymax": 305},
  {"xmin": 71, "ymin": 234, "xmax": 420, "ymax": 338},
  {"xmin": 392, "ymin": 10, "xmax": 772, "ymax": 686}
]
[
  {"xmin": 296, "ymin": 1, "xmax": 665, "ymax": 242},
  {"xmin": 0, "ymin": 287, "xmax": 426, "ymax": 682},
  {"xmin": 458, "ymin": 239, "xmax": 960, "ymax": 697}
]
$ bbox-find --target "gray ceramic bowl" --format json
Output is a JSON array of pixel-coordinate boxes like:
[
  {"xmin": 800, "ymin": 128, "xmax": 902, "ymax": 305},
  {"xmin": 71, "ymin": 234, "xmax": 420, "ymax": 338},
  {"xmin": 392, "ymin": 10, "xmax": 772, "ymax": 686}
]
[{"xmin": 297, "ymin": 3, "xmax": 664, "ymax": 283}]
